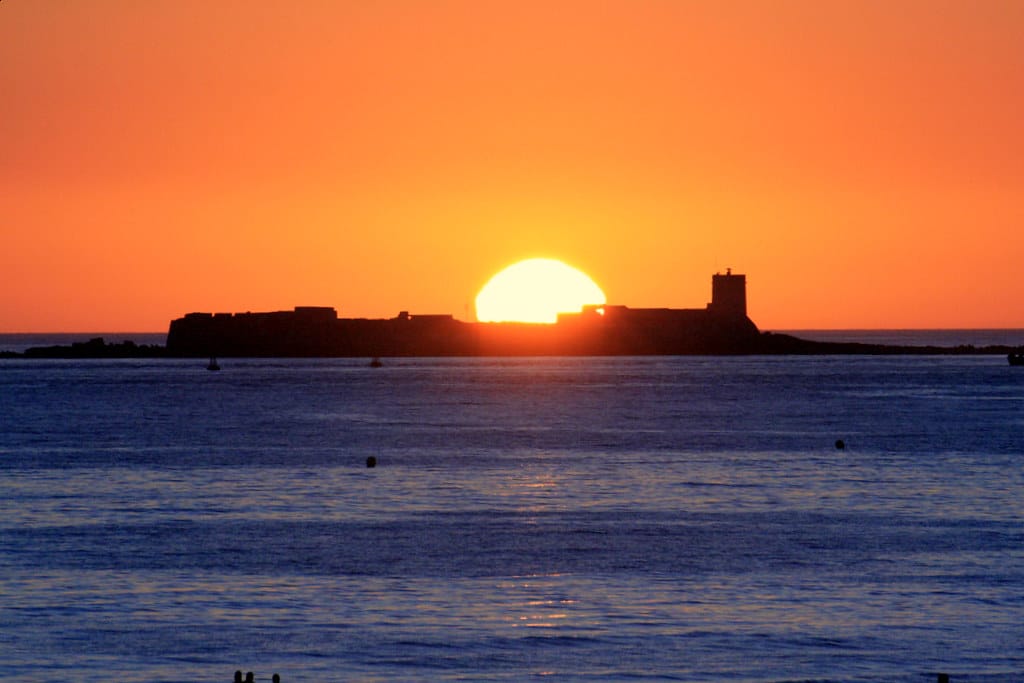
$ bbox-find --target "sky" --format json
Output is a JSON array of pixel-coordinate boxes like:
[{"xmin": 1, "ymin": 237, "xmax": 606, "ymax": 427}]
[{"xmin": 2, "ymin": 0, "xmax": 1022, "ymax": 332}]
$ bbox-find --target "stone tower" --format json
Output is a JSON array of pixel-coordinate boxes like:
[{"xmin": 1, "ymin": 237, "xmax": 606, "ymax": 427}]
[{"xmin": 708, "ymin": 269, "xmax": 747, "ymax": 318}]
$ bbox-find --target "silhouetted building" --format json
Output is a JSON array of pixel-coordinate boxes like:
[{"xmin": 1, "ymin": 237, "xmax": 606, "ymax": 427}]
[
  {"xmin": 166, "ymin": 272, "xmax": 762, "ymax": 357},
  {"xmin": 708, "ymin": 268, "xmax": 747, "ymax": 318}
]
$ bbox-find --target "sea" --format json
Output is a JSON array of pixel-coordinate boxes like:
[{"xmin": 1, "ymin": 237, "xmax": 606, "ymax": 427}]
[{"xmin": 1, "ymin": 330, "xmax": 1023, "ymax": 683}]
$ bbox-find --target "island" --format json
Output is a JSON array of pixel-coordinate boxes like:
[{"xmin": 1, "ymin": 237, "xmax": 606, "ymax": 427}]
[
  {"xmin": 5, "ymin": 272, "xmax": 1019, "ymax": 359},
  {"xmin": 160, "ymin": 271, "xmax": 1022, "ymax": 357}
]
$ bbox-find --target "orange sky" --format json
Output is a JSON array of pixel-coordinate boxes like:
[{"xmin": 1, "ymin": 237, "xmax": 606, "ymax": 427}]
[{"xmin": 2, "ymin": 0, "xmax": 1022, "ymax": 332}]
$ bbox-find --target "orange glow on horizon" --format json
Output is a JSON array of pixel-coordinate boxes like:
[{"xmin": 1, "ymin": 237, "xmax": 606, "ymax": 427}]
[{"xmin": 1, "ymin": 2, "xmax": 1022, "ymax": 332}]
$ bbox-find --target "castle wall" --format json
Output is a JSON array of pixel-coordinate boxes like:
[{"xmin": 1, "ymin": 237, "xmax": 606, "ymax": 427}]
[{"xmin": 165, "ymin": 272, "xmax": 761, "ymax": 357}]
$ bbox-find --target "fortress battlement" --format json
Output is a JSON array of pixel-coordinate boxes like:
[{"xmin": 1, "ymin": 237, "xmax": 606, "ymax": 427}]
[{"xmin": 166, "ymin": 272, "xmax": 760, "ymax": 357}]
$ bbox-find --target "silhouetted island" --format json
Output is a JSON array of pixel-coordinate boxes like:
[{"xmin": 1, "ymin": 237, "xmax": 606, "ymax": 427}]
[
  {"xmin": 7, "ymin": 272, "xmax": 1018, "ymax": 359},
  {"xmin": 165, "ymin": 271, "xmax": 758, "ymax": 357},
  {"xmin": 161, "ymin": 271, "xmax": 1016, "ymax": 358},
  {"xmin": 7, "ymin": 337, "xmax": 168, "ymax": 359}
]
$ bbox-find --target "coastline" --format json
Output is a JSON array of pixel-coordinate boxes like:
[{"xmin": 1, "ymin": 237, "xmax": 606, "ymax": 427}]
[
  {"xmin": 2, "ymin": 329, "xmax": 1021, "ymax": 359},
  {"xmin": 5, "ymin": 274, "xmax": 1020, "ymax": 359}
]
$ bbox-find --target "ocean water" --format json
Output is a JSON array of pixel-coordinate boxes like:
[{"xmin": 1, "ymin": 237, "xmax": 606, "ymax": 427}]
[{"xmin": 1, "ymin": 350, "xmax": 1023, "ymax": 682}]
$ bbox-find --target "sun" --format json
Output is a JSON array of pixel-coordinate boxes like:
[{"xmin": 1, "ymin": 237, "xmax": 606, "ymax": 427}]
[{"xmin": 475, "ymin": 258, "xmax": 607, "ymax": 323}]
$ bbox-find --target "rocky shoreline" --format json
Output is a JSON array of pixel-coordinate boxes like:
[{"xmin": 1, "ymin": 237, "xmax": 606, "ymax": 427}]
[{"xmin": 3, "ymin": 332, "xmax": 1019, "ymax": 359}]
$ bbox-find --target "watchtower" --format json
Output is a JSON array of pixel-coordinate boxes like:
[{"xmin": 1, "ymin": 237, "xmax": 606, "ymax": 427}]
[{"xmin": 708, "ymin": 269, "xmax": 747, "ymax": 318}]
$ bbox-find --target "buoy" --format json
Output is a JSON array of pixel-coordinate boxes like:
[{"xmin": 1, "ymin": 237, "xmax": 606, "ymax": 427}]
[
  {"xmin": 366, "ymin": 456, "xmax": 377, "ymax": 468},
  {"xmin": 835, "ymin": 439, "xmax": 846, "ymax": 450}
]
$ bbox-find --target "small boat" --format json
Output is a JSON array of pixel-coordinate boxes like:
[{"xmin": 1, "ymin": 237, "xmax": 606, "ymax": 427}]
[
  {"xmin": 368, "ymin": 357, "xmax": 383, "ymax": 368},
  {"xmin": 207, "ymin": 356, "xmax": 221, "ymax": 371},
  {"xmin": 1009, "ymin": 352, "xmax": 1024, "ymax": 367}
]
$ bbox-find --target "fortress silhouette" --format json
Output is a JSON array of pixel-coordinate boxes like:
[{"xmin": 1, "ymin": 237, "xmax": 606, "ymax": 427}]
[
  {"xmin": 167, "ymin": 271, "xmax": 762, "ymax": 357},
  {"xmin": 10, "ymin": 271, "xmax": 1015, "ymax": 359}
]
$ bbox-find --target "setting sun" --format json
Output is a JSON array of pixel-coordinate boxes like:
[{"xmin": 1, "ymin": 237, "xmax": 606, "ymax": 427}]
[{"xmin": 475, "ymin": 259, "xmax": 606, "ymax": 324}]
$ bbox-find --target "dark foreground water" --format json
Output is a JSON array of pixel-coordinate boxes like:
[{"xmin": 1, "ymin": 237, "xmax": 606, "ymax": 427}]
[{"xmin": 1, "ymin": 350, "xmax": 1023, "ymax": 682}]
